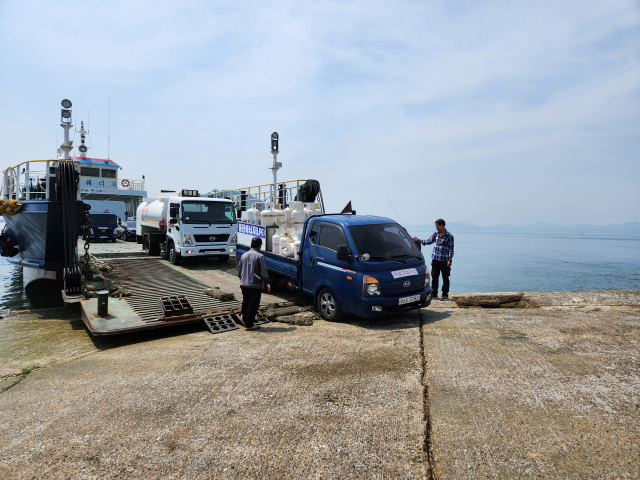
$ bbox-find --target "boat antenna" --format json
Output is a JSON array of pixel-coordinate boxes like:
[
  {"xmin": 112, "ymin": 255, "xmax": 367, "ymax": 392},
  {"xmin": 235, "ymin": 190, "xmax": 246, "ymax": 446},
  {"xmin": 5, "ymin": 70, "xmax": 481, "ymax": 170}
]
[
  {"xmin": 108, "ymin": 94, "xmax": 110, "ymax": 160},
  {"xmin": 388, "ymin": 198, "xmax": 405, "ymax": 227}
]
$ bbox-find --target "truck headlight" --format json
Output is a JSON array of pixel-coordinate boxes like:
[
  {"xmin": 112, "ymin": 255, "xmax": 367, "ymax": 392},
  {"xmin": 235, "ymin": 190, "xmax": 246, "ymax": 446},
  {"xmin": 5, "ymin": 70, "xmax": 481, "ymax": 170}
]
[
  {"xmin": 363, "ymin": 275, "xmax": 381, "ymax": 296},
  {"xmin": 91, "ymin": 228, "xmax": 95, "ymax": 234},
  {"xmin": 425, "ymin": 270, "xmax": 430, "ymax": 287},
  {"xmin": 230, "ymin": 233, "xmax": 237, "ymax": 245},
  {"xmin": 113, "ymin": 228, "xmax": 118, "ymax": 234},
  {"xmin": 182, "ymin": 232, "xmax": 193, "ymax": 246}
]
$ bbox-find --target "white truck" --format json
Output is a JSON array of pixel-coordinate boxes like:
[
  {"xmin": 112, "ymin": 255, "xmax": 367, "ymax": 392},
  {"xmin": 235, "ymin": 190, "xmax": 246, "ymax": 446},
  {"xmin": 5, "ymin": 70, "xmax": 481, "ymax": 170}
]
[{"xmin": 136, "ymin": 189, "xmax": 237, "ymax": 265}]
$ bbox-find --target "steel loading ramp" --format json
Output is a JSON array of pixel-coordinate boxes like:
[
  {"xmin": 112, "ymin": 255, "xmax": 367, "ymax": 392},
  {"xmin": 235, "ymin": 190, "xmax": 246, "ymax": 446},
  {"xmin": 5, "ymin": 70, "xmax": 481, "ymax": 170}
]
[{"xmin": 80, "ymin": 257, "xmax": 241, "ymax": 335}]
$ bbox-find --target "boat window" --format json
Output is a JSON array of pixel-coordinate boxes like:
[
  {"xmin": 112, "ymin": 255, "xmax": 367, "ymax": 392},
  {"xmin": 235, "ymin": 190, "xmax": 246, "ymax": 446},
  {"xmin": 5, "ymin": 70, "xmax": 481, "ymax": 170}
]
[
  {"xmin": 317, "ymin": 224, "xmax": 347, "ymax": 252},
  {"xmin": 348, "ymin": 223, "xmax": 421, "ymax": 261},
  {"xmin": 81, "ymin": 167, "xmax": 100, "ymax": 177},
  {"xmin": 101, "ymin": 169, "xmax": 116, "ymax": 178},
  {"xmin": 182, "ymin": 201, "xmax": 236, "ymax": 224}
]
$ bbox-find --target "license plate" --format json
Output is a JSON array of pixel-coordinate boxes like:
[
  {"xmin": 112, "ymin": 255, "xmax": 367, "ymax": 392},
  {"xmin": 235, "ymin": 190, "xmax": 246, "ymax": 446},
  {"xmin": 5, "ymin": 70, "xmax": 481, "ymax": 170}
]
[
  {"xmin": 205, "ymin": 251, "xmax": 222, "ymax": 255},
  {"xmin": 100, "ymin": 236, "xmax": 108, "ymax": 238},
  {"xmin": 399, "ymin": 294, "xmax": 421, "ymax": 305}
]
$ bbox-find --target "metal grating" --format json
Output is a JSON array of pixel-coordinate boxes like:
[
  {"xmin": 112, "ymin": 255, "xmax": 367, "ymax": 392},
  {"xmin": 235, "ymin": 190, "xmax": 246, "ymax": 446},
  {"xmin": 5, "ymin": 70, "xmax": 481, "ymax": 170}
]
[
  {"xmin": 161, "ymin": 295, "xmax": 194, "ymax": 317},
  {"xmin": 104, "ymin": 258, "xmax": 240, "ymax": 322},
  {"xmin": 203, "ymin": 313, "xmax": 239, "ymax": 334}
]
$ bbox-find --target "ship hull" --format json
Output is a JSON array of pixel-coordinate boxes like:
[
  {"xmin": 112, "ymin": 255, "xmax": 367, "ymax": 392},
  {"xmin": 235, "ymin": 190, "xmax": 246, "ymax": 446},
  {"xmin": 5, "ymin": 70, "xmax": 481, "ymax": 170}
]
[{"xmin": 3, "ymin": 200, "xmax": 84, "ymax": 288}]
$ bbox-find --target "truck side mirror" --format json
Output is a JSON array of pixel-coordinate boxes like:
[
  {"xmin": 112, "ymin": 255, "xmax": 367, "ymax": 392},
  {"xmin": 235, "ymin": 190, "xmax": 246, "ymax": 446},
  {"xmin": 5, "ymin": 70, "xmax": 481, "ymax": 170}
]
[{"xmin": 336, "ymin": 245, "xmax": 350, "ymax": 263}]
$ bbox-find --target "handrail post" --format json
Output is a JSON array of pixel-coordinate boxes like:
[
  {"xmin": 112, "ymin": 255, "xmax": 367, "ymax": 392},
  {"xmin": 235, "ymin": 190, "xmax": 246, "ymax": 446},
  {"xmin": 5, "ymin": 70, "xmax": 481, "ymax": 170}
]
[
  {"xmin": 45, "ymin": 161, "xmax": 50, "ymax": 199},
  {"xmin": 24, "ymin": 162, "xmax": 30, "ymax": 200}
]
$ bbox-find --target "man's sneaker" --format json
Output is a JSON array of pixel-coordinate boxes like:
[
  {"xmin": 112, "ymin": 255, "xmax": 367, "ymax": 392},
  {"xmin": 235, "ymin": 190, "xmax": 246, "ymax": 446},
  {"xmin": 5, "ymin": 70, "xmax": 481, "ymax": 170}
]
[
  {"xmin": 431, "ymin": 293, "xmax": 439, "ymax": 300},
  {"xmin": 441, "ymin": 295, "xmax": 451, "ymax": 301},
  {"xmin": 245, "ymin": 325, "xmax": 260, "ymax": 331}
]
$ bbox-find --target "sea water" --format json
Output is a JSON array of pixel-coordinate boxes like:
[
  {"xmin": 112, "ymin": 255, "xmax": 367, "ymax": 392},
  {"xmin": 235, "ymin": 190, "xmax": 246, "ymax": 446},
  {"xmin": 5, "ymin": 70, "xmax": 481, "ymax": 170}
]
[
  {"xmin": 410, "ymin": 230, "xmax": 640, "ymax": 294},
  {"xmin": 1, "ymin": 225, "xmax": 639, "ymax": 310}
]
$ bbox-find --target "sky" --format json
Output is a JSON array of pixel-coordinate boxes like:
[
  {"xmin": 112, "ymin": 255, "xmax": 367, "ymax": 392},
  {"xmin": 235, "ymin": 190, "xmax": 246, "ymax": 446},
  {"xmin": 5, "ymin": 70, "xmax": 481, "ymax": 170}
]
[{"xmin": 0, "ymin": 0, "xmax": 638, "ymax": 226}]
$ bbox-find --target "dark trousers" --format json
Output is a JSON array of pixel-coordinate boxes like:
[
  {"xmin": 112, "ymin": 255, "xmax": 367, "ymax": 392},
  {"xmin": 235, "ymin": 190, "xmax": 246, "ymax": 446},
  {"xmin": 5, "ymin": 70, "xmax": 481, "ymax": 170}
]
[
  {"xmin": 241, "ymin": 287, "xmax": 262, "ymax": 327},
  {"xmin": 431, "ymin": 260, "xmax": 451, "ymax": 296}
]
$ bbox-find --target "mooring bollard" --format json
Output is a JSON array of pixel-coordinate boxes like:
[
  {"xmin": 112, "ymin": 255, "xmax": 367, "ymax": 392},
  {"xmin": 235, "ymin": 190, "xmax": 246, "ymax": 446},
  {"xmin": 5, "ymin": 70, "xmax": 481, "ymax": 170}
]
[{"xmin": 97, "ymin": 290, "xmax": 109, "ymax": 317}]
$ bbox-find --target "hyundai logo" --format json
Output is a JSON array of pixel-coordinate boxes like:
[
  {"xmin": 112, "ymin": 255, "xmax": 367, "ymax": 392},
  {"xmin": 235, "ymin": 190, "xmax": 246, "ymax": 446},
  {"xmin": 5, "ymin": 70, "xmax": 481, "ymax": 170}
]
[
  {"xmin": 403, "ymin": 280, "xmax": 411, "ymax": 287},
  {"xmin": 208, "ymin": 236, "xmax": 217, "ymax": 242}
]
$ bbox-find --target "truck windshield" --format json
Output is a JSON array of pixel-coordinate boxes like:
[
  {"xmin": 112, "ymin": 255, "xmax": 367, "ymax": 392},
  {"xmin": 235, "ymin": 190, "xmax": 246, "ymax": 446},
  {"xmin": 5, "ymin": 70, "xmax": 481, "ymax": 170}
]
[
  {"xmin": 90, "ymin": 214, "xmax": 117, "ymax": 226},
  {"xmin": 348, "ymin": 223, "xmax": 421, "ymax": 260},
  {"xmin": 182, "ymin": 201, "xmax": 236, "ymax": 224}
]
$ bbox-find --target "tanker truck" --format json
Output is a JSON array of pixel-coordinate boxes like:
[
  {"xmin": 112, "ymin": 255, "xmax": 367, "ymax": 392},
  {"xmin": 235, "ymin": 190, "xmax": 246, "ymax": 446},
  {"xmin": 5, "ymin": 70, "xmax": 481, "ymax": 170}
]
[{"xmin": 136, "ymin": 189, "xmax": 237, "ymax": 265}]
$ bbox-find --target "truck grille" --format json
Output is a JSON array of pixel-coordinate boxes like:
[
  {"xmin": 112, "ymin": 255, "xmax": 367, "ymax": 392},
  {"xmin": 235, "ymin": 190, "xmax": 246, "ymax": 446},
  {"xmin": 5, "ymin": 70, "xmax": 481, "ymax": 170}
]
[{"xmin": 194, "ymin": 234, "xmax": 230, "ymax": 243}]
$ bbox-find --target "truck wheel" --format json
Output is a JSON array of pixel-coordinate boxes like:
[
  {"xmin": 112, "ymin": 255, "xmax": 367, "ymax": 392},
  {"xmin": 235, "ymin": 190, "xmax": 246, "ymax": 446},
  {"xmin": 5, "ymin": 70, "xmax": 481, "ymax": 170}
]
[
  {"xmin": 168, "ymin": 242, "xmax": 181, "ymax": 265},
  {"xmin": 143, "ymin": 236, "xmax": 160, "ymax": 256},
  {"xmin": 112, "ymin": 238, "xmax": 117, "ymax": 243},
  {"xmin": 217, "ymin": 255, "xmax": 230, "ymax": 263},
  {"xmin": 317, "ymin": 287, "xmax": 344, "ymax": 321}
]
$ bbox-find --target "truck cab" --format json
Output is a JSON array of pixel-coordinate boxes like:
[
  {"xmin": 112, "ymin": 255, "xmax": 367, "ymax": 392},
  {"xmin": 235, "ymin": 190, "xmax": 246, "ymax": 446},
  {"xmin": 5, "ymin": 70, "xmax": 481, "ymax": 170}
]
[
  {"xmin": 300, "ymin": 215, "xmax": 431, "ymax": 319},
  {"xmin": 137, "ymin": 190, "xmax": 237, "ymax": 264},
  {"xmin": 89, "ymin": 213, "xmax": 118, "ymax": 243}
]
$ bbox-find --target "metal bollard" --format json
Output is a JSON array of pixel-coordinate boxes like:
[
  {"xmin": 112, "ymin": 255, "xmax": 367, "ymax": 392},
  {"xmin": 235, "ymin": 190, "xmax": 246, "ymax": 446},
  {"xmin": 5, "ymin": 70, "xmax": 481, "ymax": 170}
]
[{"xmin": 97, "ymin": 290, "xmax": 109, "ymax": 317}]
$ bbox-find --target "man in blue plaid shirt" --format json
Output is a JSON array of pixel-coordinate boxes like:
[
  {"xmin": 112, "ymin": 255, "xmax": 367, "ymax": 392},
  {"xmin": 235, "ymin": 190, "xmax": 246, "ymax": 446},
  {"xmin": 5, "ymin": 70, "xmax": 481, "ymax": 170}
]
[{"xmin": 413, "ymin": 219, "xmax": 454, "ymax": 300}]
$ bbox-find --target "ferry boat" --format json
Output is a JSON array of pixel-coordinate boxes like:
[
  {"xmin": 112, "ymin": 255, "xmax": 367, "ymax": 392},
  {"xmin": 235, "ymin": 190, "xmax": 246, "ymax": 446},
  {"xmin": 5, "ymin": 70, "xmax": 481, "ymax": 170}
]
[{"xmin": 1, "ymin": 100, "xmax": 147, "ymax": 289}]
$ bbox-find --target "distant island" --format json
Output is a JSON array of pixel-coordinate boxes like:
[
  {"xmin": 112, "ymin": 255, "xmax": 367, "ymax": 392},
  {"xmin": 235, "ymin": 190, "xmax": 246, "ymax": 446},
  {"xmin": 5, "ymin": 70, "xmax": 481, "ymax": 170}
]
[{"xmin": 405, "ymin": 222, "xmax": 640, "ymax": 235}]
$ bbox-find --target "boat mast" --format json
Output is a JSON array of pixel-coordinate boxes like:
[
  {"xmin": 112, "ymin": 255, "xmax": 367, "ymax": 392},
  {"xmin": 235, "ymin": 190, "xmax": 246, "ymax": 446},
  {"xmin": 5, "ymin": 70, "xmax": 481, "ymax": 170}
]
[
  {"xmin": 77, "ymin": 121, "xmax": 89, "ymax": 158},
  {"xmin": 60, "ymin": 99, "xmax": 73, "ymax": 160}
]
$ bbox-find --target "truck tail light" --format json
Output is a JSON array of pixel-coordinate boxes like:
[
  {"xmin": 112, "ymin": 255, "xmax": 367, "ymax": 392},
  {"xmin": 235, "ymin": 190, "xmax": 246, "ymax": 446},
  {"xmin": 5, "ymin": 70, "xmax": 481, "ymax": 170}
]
[{"xmin": 159, "ymin": 218, "xmax": 166, "ymax": 231}]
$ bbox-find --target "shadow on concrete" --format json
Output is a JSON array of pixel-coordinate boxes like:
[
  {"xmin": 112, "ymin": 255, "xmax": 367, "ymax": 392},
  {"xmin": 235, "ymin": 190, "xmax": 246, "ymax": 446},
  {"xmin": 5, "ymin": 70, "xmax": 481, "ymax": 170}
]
[
  {"xmin": 85, "ymin": 321, "xmax": 212, "ymax": 351},
  {"xmin": 421, "ymin": 309, "xmax": 453, "ymax": 325},
  {"xmin": 256, "ymin": 325, "xmax": 297, "ymax": 333}
]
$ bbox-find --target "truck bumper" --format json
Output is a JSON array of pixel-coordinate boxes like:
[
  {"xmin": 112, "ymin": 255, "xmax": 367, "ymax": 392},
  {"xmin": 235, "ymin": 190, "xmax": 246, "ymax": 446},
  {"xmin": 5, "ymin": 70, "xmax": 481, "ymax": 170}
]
[
  {"xmin": 177, "ymin": 245, "xmax": 235, "ymax": 257},
  {"xmin": 356, "ymin": 286, "xmax": 432, "ymax": 318},
  {"xmin": 90, "ymin": 234, "xmax": 117, "ymax": 241}
]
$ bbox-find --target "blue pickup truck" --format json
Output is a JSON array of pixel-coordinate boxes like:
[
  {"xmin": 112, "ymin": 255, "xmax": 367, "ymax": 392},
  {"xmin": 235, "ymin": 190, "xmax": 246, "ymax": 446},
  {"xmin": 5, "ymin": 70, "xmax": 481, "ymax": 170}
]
[{"xmin": 236, "ymin": 214, "xmax": 432, "ymax": 320}]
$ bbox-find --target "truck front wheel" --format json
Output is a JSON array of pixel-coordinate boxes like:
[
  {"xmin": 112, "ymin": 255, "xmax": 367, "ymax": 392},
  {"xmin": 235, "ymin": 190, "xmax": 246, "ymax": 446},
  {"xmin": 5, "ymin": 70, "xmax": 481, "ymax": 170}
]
[
  {"xmin": 168, "ymin": 242, "xmax": 181, "ymax": 265},
  {"xmin": 217, "ymin": 255, "xmax": 230, "ymax": 263},
  {"xmin": 317, "ymin": 287, "xmax": 344, "ymax": 321}
]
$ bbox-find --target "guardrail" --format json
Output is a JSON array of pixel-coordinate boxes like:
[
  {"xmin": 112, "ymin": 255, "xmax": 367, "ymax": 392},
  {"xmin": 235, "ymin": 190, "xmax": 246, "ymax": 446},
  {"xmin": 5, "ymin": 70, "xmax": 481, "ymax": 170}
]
[
  {"xmin": 1, "ymin": 160, "xmax": 145, "ymax": 200},
  {"xmin": 206, "ymin": 179, "xmax": 312, "ymax": 210}
]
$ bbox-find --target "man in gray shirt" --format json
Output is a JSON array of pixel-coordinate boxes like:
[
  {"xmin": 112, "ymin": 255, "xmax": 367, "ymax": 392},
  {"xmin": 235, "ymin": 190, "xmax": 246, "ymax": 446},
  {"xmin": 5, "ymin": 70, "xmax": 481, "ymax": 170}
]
[{"xmin": 237, "ymin": 237, "xmax": 269, "ymax": 330}]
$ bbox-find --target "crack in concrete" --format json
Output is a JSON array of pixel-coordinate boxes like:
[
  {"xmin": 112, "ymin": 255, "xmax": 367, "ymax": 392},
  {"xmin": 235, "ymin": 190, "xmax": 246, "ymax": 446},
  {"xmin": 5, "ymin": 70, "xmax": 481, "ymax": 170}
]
[
  {"xmin": 0, "ymin": 374, "xmax": 26, "ymax": 394},
  {"xmin": 419, "ymin": 308, "xmax": 438, "ymax": 480}
]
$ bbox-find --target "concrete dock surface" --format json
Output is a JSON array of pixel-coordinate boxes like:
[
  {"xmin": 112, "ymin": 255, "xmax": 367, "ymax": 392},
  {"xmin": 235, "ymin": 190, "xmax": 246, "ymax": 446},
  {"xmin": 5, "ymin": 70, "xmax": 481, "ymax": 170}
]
[{"xmin": 0, "ymin": 255, "xmax": 638, "ymax": 479}]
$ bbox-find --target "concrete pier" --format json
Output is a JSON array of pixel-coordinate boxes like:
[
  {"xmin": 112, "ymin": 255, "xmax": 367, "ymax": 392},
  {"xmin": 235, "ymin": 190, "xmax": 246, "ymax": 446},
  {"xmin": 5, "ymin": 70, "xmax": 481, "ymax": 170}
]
[{"xmin": 0, "ymin": 254, "xmax": 638, "ymax": 479}]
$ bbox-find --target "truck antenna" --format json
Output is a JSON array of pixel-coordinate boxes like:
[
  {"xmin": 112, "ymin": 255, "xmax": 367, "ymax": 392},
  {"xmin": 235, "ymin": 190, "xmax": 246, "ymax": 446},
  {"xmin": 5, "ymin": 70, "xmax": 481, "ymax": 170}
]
[{"xmin": 388, "ymin": 198, "xmax": 405, "ymax": 227}]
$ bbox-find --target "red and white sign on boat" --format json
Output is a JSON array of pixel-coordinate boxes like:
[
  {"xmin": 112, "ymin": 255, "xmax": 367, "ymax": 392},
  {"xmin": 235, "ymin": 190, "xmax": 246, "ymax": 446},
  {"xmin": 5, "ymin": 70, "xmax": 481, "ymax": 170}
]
[{"xmin": 391, "ymin": 268, "xmax": 418, "ymax": 279}]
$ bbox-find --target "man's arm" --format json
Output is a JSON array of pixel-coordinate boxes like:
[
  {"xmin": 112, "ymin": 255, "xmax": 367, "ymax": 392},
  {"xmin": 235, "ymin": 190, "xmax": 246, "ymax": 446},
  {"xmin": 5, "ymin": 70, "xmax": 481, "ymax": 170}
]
[
  {"xmin": 237, "ymin": 255, "xmax": 243, "ymax": 279},
  {"xmin": 423, "ymin": 232, "xmax": 437, "ymax": 245},
  {"xmin": 447, "ymin": 235, "xmax": 454, "ymax": 266},
  {"xmin": 259, "ymin": 255, "xmax": 269, "ymax": 284}
]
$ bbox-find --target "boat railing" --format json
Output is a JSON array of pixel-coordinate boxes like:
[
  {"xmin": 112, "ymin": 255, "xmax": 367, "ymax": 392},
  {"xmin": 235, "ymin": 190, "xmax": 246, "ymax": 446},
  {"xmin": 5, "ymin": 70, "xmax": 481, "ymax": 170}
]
[
  {"xmin": 205, "ymin": 179, "xmax": 311, "ymax": 210},
  {"xmin": 1, "ymin": 159, "xmax": 77, "ymax": 201}
]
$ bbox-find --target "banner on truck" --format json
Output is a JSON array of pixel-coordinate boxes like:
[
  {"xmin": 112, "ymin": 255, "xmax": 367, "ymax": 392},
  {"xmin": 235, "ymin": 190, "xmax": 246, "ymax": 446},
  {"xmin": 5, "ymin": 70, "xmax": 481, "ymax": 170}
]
[{"xmin": 237, "ymin": 222, "xmax": 266, "ymax": 251}]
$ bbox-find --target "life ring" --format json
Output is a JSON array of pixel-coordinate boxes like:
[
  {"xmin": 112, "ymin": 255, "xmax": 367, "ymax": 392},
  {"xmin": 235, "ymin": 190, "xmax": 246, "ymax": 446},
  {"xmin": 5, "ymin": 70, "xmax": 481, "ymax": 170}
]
[{"xmin": 120, "ymin": 179, "xmax": 131, "ymax": 188}]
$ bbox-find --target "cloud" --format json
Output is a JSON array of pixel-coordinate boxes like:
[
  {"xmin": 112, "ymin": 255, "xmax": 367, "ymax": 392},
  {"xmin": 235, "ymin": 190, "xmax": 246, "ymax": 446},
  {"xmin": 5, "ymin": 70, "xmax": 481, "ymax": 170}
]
[{"xmin": 0, "ymin": 0, "xmax": 638, "ymax": 224}]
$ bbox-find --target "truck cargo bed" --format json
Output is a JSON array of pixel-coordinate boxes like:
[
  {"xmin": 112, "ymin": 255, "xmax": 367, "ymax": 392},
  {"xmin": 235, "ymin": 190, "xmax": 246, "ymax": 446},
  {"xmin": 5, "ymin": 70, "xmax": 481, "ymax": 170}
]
[{"xmin": 236, "ymin": 244, "xmax": 298, "ymax": 280}]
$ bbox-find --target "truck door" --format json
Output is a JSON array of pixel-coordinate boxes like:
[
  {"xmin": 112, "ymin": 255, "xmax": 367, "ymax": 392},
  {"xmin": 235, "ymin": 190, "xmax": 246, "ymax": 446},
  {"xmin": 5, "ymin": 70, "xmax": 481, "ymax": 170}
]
[
  {"xmin": 313, "ymin": 222, "xmax": 356, "ymax": 314},
  {"xmin": 301, "ymin": 220, "xmax": 320, "ymax": 294}
]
